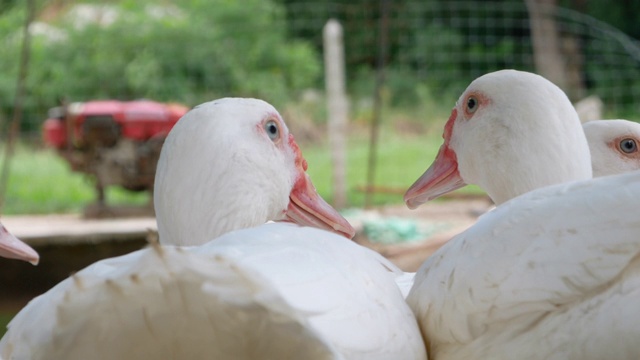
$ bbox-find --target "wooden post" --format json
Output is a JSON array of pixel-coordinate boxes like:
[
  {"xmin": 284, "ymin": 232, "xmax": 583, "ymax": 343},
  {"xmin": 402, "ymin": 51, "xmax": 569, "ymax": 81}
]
[{"xmin": 323, "ymin": 19, "xmax": 348, "ymax": 209}]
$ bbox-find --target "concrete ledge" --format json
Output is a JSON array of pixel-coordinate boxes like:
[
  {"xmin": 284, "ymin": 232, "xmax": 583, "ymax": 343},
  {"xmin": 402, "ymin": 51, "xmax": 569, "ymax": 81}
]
[
  {"xmin": 2, "ymin": 214, "xmax": 157, "ymax": 246},
  {"xmin": 0, "ymin": 199, "xmax": 488, "ymax": 301},
  {"xmin": 0, "ymin": 215, "xmax": 156, "ymax": 299}
]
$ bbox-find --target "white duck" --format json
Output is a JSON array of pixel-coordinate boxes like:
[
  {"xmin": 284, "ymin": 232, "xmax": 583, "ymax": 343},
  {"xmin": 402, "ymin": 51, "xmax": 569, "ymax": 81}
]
[
  {"xmin": 409, "ymin": 171, "xmax": 640, "ymax": 360},
  {"xmin": 1, "ymin": 98, "xmax": 426, "ymax": 360},
  {"xmin": 0, "ymin": 222, "xmax": 38, "ymax": 265},
  {"xmin": 393, "ymin": 68, "xmax": 593, "ymax": 294},
  {"xmin": 154, "ymin": 98, "xmax": 354, "ymax": 245},
  {"xmin": 394, "ymin": 119, "xmax": 640, "ymax": 292},
  {"xmin": 583, "ymin": 119, "xmax": 640, "ymax": 177},
  {"xmin": 404, "ymin": 69, "xmax": 592, "ymax": 208},
  {"xmin": 403, "ymin": 69, "xmax": 640, "ymax": 359}
]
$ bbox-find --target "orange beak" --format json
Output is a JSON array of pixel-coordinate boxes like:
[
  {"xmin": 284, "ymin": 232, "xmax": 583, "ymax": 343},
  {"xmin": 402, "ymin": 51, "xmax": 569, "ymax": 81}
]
[
  {"xmin": 0, "ymin": 223, "xmax": 39, "ymax": 265},
  {"xmin": 282, "ymin": 134, "xmax": 355, "ymax": 239}
]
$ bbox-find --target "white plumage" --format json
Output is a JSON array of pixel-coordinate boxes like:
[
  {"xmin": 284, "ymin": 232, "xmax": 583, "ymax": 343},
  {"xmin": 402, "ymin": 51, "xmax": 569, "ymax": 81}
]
[
  {"xmin": 403, "ymin": 69, "xmax": 640, "ymax": 359},
  {"xmin": 407, "ymin": 170, "xmax": 640, "ymax": 359},
  {"xmin": 2, "ymin": 223, "xmax": 426, "ymax": 360},
  {"xmin": 404, "ymin": 69, "xmax": 592, "ymax": 208},
  {"xmin": 154, "ymin": 97, "xmax": 354, "ymax": 245},
  {"xmin": 1, "ymin": 98, "xmax": 426, "ymax": 360},
  {"xmin": 583, "ymin": 119, "xmax": 640, "ymax": 177}
]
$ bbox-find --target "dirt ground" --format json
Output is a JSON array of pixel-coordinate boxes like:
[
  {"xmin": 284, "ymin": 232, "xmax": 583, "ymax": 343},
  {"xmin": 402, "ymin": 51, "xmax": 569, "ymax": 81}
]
[{"xmin": 349, "ymin": 196, "xmax": 493, "ymax": 271}]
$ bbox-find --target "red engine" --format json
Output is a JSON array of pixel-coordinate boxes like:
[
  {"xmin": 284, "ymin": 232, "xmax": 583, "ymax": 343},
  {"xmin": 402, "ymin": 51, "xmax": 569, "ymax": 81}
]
[{"xmin": 43, "ymin": 100, "xmax": 190, "ymax": 216}]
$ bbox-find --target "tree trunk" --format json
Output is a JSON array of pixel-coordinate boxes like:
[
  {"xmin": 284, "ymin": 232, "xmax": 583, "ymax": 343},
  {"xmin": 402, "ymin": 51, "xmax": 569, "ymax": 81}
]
[
  {"xmin": 525, "ymin": 0, "xmax": 569, "ymax": 91},
  {"xmin": 561, "ymin": 34, "xmax": 586, "ymax": 100}
]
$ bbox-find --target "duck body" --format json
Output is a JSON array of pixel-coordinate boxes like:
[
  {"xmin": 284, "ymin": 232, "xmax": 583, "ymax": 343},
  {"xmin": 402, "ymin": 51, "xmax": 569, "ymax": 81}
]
[
  {"xmin": 2, "ymin": 98, "xmax": 426, "ymax": 360},
  {"xmin": 407, "ymin": 170, "xmax": 640, "ymax": 360},
  {"xmin": 403, "ymin": 70, "xmax": 640, "ymax": 359},
  {"xmin": 1, "ymin": 223, "xmax": 425, "ymax": 360},
  {"xmin": 192, "ymin": 223, "xmax": 426, "ymax": 359}
]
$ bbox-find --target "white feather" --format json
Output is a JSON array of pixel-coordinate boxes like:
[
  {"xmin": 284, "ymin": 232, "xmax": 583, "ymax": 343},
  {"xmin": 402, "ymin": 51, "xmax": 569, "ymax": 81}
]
[
  {"xmin": 408, "ymin": 170, "xmax": 640, "ymax": 360},
  {"xmin": 583, "ymin": 119, "xmax": 640, "ymax": 177},
  {"xmin": 1, "ymin": 223, "xmax": 426, "ymax": 360},
  {"xmin": 405, "ymin": 70, "xmax": 640, "ymax": 359},
  {"xmin": 1, "ymin": 98, "xmax": 427, "ymax": 360}
]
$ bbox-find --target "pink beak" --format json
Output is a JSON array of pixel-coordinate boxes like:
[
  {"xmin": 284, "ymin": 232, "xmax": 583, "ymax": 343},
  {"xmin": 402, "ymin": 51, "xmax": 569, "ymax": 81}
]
[
  {"xmin": 404, "ymin": 108, "xmax": 466, "ymax": 209},
  {"xmin": 286, "ymin": 173, "xmax": 355, "ymax": 239},
  {"xmin": 283, "ymin": 134, "xmax": 355, "ymax": 239},
  {"xmin": 0, "ymin": 223, "xmax": 39, "ymax": 265},
  {"xmin": 404, "ymin": 144, "xmax": 466, "ymax": 209}
]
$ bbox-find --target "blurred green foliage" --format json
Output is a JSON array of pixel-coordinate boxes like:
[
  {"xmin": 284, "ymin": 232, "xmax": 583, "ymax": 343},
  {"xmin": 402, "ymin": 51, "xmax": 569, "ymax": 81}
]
[
  {"xmin": 278, "ymin": 0, "xmax": 640, "ymax": 117},
  {"xmin": 0, "ymin": 128, "xmax": 485, "ymax": 214},
  {"xmin": 4, "ymin": 144, "xmax": 149, "ymax": 214},
  {"xmin": 2, "ymin": 0, "xmax": 640, "ymax": 135},
  {"xmin": 0, "ymin": 0, "xmax": 322, "ymax": 131}
]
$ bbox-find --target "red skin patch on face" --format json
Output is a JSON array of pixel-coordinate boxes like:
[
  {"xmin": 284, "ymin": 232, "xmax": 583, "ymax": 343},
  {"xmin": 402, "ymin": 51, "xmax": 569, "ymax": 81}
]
[
  {"xmin": 256, "ymin": 113, "xmax": 308, "ymax": 181},
  {"xmin": 288, "ymin": 133, "xmax": 308, "ymax": 171},
  {"xmin": 286, "ymin": 134, "xmax": 309, "ymax": 204},
  {"xmin": 284, "ymin": 133, "xmax": 310, "ymax": 198},
  {"xmin": 443, "ymin": 108, "xmax": 457, "ymax": 145}
]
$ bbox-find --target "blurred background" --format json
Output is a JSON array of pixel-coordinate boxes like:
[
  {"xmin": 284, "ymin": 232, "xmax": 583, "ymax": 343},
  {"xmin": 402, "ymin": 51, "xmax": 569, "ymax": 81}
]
[
  {"xmin": 2, "ymin": 0, "xmax": 640, "ymax": 213},
  {"xmin": 1, "ymin": 0, "xmax": 640, "ymax": 334}
]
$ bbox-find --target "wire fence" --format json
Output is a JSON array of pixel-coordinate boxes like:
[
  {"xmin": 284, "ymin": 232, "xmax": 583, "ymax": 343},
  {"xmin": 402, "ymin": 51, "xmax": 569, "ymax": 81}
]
[
  {"xmin": 3, "ymin": 0, "xmax": 640, "ymax": 142},
  {"xmin": 286, "ymin": 1, "xmax": 640, "ymax": 118}
]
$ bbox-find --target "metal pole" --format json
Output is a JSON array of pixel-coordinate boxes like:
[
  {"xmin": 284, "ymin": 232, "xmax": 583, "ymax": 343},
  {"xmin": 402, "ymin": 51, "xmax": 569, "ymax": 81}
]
[
  {"xmin": 0, "ymin": 0, "xmax": 36, "ymax": 213},
  {"xmin": 364, "ymin": 0, "xmax": 390, "ymax": 209}
]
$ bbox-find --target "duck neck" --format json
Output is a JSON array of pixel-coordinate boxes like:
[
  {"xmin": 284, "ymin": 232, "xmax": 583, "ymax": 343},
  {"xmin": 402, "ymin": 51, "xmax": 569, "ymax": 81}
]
[{"xmin": 457, "ymin": 117, "xmax": 593, "ymax": 205}]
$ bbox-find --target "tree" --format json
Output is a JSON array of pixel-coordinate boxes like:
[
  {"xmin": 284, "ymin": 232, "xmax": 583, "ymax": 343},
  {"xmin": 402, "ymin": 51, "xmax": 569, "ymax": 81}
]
[
  {"xmin": 0, "ymin": 0, "xmax": 322, "ymax": 130},
  {"xmin": 526, "ymin": 0, "xmax": 569, "ymax": 90}
]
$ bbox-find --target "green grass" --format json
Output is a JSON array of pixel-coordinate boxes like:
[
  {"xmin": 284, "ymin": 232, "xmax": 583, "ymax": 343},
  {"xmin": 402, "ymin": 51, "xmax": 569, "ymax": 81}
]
[
  {"xmin": 304, "ymin": 129, "xmax": 485, "ymax": 208},
  {"xmin": 0, "ymin": 129, "xmax": 484, "ymax": 215},
  {"xmin": 3, "ymin": 146, "xmax": 149, "ymax": 215},
  {"xmin": 1, "ymin": 312, "xmax": 13, "ymax": 337}
]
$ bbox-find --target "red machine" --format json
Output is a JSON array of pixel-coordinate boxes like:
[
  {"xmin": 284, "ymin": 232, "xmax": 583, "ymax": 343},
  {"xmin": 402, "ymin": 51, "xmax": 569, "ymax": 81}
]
[{"xmin": 43, "ymin": 100, "xmax": 190, "ymax": 216}]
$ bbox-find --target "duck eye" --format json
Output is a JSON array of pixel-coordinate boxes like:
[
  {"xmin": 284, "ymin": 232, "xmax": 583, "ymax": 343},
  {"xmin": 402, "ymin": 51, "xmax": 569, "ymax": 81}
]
[
  {"xmin": 619, "ymin": 138, "xmax": 637, "ymax": 154},
  {"xmin": 264, "ymin": 120, "xmax": 279, "ymax": 141},
  {"xmin": 466, "ymin": 96, "xmax": 478, "ymax": 113}
]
